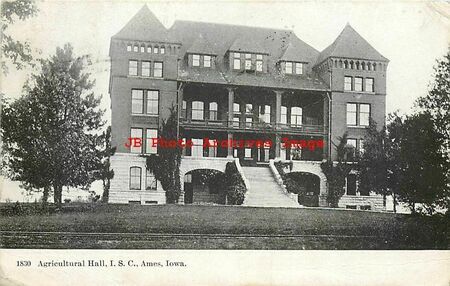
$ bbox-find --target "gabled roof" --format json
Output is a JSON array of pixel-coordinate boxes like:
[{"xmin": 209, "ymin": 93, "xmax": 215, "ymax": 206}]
[
  {"xmin": 316, "ymin": 24, "xmax": 388, "ymax": 65},
  {"xmin": 279, "ymin": 40, "xmax": 314, "ymax": 63},
  {"xmin": 229, "ymin": 36, "xmax": 268, "ymax": 54},
  {"xmin": 186, "ymin": 34, "xmax": 217, "ymax": 55},
  {"xmin": 168, "ymin": 20, "xmax": 320, "ymax": 63},
  {"xmin": 112, "ymin": 5, "xmax": 178, "ymax": 43}
]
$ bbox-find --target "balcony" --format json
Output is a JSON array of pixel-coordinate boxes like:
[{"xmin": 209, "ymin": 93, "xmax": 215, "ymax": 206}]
[{"xmin": 179, "ymin": 118, "xmax": 324, "ymax": 135}]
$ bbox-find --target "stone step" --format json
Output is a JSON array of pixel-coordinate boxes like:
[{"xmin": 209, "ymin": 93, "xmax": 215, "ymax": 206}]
[{"xmin": 242, "ymin": 166, "xmax": 299, "ymax": 208}]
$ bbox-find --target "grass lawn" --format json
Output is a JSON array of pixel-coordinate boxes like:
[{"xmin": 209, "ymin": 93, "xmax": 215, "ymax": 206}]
[{"xmin": 0, "ymin": 204, "xmax": 448, "ymax": 249}]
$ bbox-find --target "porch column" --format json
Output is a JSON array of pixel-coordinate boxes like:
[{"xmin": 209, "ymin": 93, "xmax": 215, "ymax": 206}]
[
  {"xmin": 274, "ymin": 90, "xmax": 283, "ymax": 159},
  {"xmin": 227, "ymin": 87, "xmax": 235, "ymax": 127},
  {"xmin": 227, "ymin": 132, "xmax": 234, "ymax": 158}
]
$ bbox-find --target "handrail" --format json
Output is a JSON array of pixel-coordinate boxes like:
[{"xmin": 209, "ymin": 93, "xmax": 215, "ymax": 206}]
[{"xmin": 180, "ymin": 118, "xmax": 324, "ymax": 133}]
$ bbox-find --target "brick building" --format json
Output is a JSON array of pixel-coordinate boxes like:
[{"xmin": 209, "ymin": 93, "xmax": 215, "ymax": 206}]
[{"xmin": 108, "ymin": 6, "xmax": 388, "ymax": 210}]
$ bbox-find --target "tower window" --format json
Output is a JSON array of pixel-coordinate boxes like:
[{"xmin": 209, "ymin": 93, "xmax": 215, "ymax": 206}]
[{"xmin": 344, "ymin": 76, "xmax": 352, "ymax": 91}]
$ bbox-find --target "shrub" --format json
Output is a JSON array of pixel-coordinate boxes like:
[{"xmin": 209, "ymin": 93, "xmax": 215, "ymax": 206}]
[{"xmin": 224, "ymin": 162, "xmax": 247, "ymax": 205}]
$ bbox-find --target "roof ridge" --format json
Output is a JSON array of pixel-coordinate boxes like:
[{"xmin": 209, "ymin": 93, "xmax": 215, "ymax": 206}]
[{"xmin": 170, "ymin": 19, "xmax": 293, "ymax": 33}]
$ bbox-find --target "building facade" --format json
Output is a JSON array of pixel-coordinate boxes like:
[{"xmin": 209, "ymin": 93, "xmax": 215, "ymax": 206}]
[{"xmin": 108, "ymin": 6, "xmax": 388, "ymax": 210}]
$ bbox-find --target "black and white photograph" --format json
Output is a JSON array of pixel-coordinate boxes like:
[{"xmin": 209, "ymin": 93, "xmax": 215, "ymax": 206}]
[{"xmin": 0, "ymin": 0, "xmax": 449, "ymax": 285}]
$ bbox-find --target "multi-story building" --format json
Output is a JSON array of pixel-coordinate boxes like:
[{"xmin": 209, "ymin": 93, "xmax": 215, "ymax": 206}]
[{"xmin": 108, "ymin": 6, "xmax": 388, "ymax": 210}]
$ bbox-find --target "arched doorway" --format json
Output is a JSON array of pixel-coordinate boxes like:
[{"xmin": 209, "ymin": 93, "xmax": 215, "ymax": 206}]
[
  {"xmin": 285, "ymin": 172, "xmax": 320, "ymax": 207},
  {"xmin": 184, "ymin": 169, "xmax": 227, "ymax": 204}
]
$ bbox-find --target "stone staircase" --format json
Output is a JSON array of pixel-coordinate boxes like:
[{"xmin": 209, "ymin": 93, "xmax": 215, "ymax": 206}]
[{"xmin": 242, "ymin": 166, "xmax": 299, "ymax": 208}]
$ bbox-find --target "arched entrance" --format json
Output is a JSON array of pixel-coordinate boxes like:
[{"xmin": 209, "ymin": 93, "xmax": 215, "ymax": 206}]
[
  {"xmin": 285, "ymin": 172, "xmax": 320, "ymax": 207},
  {"xmin": 184, "ymin": 169, "xmax": 227, "ymax": 204}
]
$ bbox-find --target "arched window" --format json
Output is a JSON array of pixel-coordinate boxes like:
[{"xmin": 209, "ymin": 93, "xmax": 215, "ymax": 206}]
[
  {"xmin": 367, "ymin": 62, "xmax": 372, "ymax": 71},
  {"xmin": 192, "ymin": 101, "xmax": 204, "ymax": 120},
  {"xmin": 344, "ymin": 60, "xmax": 348, "ymax": 69},
  {"xmin": 361, "ymin": 62, "xmax": 366, "ymax": 70},
  {"xmin": 129, "ymin": 167, "xmax": 142, "ymax": 190},
  {"xmin": 290, "ymin": 107, "xmax": 302, "ymax": 126},
  {"xmin": 350, "ymin": 60, "xmax": 354, "ymax": 69},
  {"xmin": 339, "ymin": 60, "xmax": 343, "ymax": 68},
  {"xmin": 209, "ymin": 102, "xmax": 218, "ymax": 120},
  {"xmin": 373, "ymin": 63, "xmax": 377, "ymax": 71},
  {"xmin": 356, "ymin": 61, "xmax": 360, "ymax": 70}
]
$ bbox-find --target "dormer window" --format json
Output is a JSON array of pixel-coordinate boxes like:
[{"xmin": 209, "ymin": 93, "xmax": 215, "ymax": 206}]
[
  {"xmin": 295, "ymin": 63, "xmax": 303, "ymax": 75},
  {"xmin": 204, "ymin": 55, "xmax": 211, "ymax": 68},
  {"xmin": 285, "ymin": 62, "xmax": 293, "ymax": 74},
  {"xmin": 245, "ymin": 54, "xmax": 252, "ymax": 70},
  {"xmin": 193, "ymin": 54, "xmax": 200, "ymax": 67},
  {"xmin": 233, "ymin": 53, "xmax": 241, "ymax": 70},
  {"xmin": 284, "ymin": 61, "xmax": 304, "ymax": 75},
  {"xmin": 256, "ymin": 55, "xmax": 263, "ymax": 72}
]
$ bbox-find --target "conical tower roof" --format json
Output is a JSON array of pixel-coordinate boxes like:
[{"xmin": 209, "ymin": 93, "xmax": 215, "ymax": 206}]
[
  {"xmin": 316, "ymin": 24, "xmax": 388, "ymax": 65},
  {"xmin": 113, "ymin": 5, "xmax": 178, "ymax": 43}
]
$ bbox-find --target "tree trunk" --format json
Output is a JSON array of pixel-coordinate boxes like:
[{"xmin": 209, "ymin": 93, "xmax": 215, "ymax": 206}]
[
  {"xmin": 393, "ymin": 193, "xmax": 397, "ymax": 213},
  {"xmin": 42, "ymin": 186, "xmax": 50, "ymax": 205},
  {"xmin": 53, "ymin": 183, "xmax": 62, "ymax": 208},
  {"xmin": 101, "ymin": 179, "xmax": 109, "ymax": 203}
]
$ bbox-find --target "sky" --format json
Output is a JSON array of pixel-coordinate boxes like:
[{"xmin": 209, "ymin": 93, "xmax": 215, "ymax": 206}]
[{"xmin": 0, "ymin": 0, "xmax": 449, "ymax": 202}]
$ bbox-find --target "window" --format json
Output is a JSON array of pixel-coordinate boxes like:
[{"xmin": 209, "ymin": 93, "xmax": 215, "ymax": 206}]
[
  {"xmin": 153, "ymin": 62, "xmax": 163, "ymax": 77},
  {"xmin": 244, "ymin": 148, "xmax": 252, "ymax": 158},
  {"xmin": 133, "ymin": 45, "xmax": 138, "ymax": 52},
  {"xmin": 290, "ymin": 107, "xmax": 302, "ymax": 126},
  {"xmin": 346, "ymin": 103, "xmax": 357, "ymax": 126},
  {"xmin": 233, "ymin": 116, "xmax": 240, "ymax": 128},
  {"xmin": 160, "ymin": 47, "xmax": 165, "ymax": 54},
  {"xmin": 281, "ymin": 106, "xmax": 288, "ymax": 125},
  {"xmin": 245, "ymin": 54, "xmax": 252, "ymax": 70},
  {"xmin": 140, "ymin": 46, "xmax": 144, "ymax": 53},
  {"xmin": 181, "ymin": 100, "xmax": 187, "ymax": 118},
  {"xmin": 347, "ymin": 138, "xmax": 357, "ymax": 158},
  {"xmin": 209, "ymin": 102, "xmax": 218, "ymax": 120},
  {"xmin": 256, "ymin": 54, "xmax": 263, "ymax": 72},
  {"xmin": 204, "ymin": 55, "xmax": 211, "ymax": 67},
  {"xmin": 131, "ymin": 89, "xmax": 144, "ymax": 114},
  {"xmin": 245, "ymin": 117, "xmax": 253, "ymax": 128},
  {"xmin": 359, "ymin": 139, "xmax": 364, "ymax": 154},
  {"xmin": 359, "ymin": 104, "xmax": 370, "ymax": 126},
  {"xmin": 154, "ymin": 47, "xmax": 159, "ymax": 54},
  {"xmin": 285, "ymin": 62, "xmax": 293, "ymax": 74},
  {"xmin": 354, "ymin": 77, "xmax": 363, "ymax": 92},
  {"xmin": 146, "ymin": 169, "xmax": 157, "ymax": 190},
  {"xmin": 130, "ymin": 128, "xmax": 143, "ymax": 153},
  {"xmin": 245, "ymin": 103, "xmax": 253, "ymax": 114},
  {"xmin": 260, "ymin": 105, "xmax": 271, "ymax": 123},
  {"xmin": 191, "ymin": 139, "xmax": 203, "ymax": 157},
  {"xmin": 192, "ymin": 54, "xmax": 200, "ymax": 67},
  {"xmin": 346, "ymin": 174, "xmax": 357, "ymax": 195},
  {"xmin": 127, "ymin": 45, "xmax": 132, "ymax": 52},
  {"xmin": 206, "ymin": 139, "xmax": 217, "ymax": 157},
  {"xmin": 147, "ymin": 47, "xmax": 152, "ymax": 53},
  {"xmin": 365, "ymin": 78, "xmax": 374, "ymax": 92},
  {"xmin": 129, "ymin": 167, "xmax": 142, "ymax": 190},
  {"xmin": 192, "ymin": 101, "xmax": 204, "ymax": 120},
  {"xmin": 233, "ymin": 103, "xmax": 240, "ymax": 113},
  {"xmin": 146, "ymin": 90, "xmax": 159, "ymax": 115},
  {"xmin": 146, "ymin": 129, "xmax": 158, "ymax": 154},
  {"xmin": 233, "ymin": 52, "xmax": 241, "ymax": 70},
  {"xmin": 129, "ymin": 60, "xmax": 138, "ymax": 76},
  {"xmin": 142, "ymin": 61, "xmax": 151, "ymax": 77},
  {"xmin": 344, "ymin": 76, "xmax": 352, "ymax": 91},
  {"xmin": 295, "ymin": 63, "xmax": 303, "ymax": 75}
]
